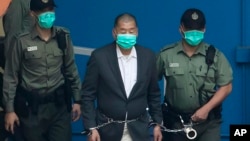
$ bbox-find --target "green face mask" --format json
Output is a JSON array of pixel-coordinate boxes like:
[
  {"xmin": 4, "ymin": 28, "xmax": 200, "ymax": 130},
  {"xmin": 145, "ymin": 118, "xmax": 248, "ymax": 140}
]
[
  {"xmin": 37, "ymin": 12, "xmax": 56, "ymax": 29},
  {"xmin": 116, "ymin": 34, "xmax": 137, "ymax": 49},
  {"xmin": 184, "ymin": 30, "xmax": 204, "ymax": 46}
]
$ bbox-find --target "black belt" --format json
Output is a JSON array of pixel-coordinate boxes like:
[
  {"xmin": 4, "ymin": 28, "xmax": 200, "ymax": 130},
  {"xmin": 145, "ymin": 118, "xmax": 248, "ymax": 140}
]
[
  {"xmin": 18, "ymin": 85, "xmax": 65, "ymax": 105},
  {"xmin": 15, "ymin": 85, "xmax": 67, "ymax": 117}
]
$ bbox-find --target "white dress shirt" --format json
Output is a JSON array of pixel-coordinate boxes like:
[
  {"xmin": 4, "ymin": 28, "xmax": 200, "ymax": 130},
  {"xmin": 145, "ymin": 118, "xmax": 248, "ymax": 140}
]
[
  {"xmin": 117, "ymin": 46, "xmax": 137, "ymax": 98},
  {"xmin": 116, "ymin": 46, "xmax": 137, "ymax": 141}
]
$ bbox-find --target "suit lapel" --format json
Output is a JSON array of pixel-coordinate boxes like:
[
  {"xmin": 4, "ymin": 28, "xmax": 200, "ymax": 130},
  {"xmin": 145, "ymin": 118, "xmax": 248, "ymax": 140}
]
[
  {"xmin": 129, "ymin": 45, "xmax": 143, "ymax": 98},
  {"xmin": 107, "ymin": 42, "xmax": 127, "ymax": 99}
]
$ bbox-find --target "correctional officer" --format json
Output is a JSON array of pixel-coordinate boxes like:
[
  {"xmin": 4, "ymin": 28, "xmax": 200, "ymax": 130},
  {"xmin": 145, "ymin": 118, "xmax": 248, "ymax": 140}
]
[
  {"xmin": 2, "ymin": 0, "xmax": 82, "ymax": 141},
  {"xmin": 156, "ymin": 8, "xmax": 233, "ymax": 141}
]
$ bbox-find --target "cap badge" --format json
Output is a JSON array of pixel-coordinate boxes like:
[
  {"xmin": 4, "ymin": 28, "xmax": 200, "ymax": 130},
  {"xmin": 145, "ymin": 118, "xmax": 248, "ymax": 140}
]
[
  {"xmin": 191, "ymin": 12, "xmax": 199, "ymax": 20},
  {"xmin": 41, "ymin": 0, "xmax": 49, "ymax": 3}
]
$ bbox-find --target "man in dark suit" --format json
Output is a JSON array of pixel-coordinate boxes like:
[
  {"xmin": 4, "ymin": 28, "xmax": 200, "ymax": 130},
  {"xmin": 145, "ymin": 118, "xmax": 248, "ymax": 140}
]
[{"xmin": 81, "ymin": 13, "xmax": 163, "ymax": 141}]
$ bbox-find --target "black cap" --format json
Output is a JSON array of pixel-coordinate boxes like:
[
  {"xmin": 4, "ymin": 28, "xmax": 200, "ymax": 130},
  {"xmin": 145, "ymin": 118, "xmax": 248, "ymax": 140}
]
[
  {"xmin": 30, "ymin": 0, "xmax": 56, "ymax": 11},
  {"xmin": 180, "ymin": 8, "xmax": 206, "ymax": 30}
]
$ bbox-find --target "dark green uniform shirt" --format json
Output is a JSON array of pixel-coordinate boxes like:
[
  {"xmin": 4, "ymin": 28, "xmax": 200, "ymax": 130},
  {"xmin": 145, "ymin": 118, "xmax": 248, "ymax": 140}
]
[
  {"xmin": 3, "ymin": 26, "xmax": 81, "ymax": 112},
  {"xmin": 156, "ymin": 41, "xmax": 233, "ymax": 113}
]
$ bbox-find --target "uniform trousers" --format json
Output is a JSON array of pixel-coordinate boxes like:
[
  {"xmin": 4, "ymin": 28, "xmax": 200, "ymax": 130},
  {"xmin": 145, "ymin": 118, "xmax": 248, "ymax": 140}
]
[
  {"xmin": 0, "ymin": 111, "xmax": 8, "ymax": 141},
  {"xmin": 19, "ymin": 102, "xmax": 71, "ymax": 141},
  {"xmin": 0, "ymin": 65, "xmax": 7, "ymax": 141}
]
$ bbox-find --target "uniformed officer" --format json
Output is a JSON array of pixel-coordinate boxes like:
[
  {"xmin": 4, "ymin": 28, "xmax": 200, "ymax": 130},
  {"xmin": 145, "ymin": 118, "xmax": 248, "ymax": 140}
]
[
  {"xmin": 156, "ymin": 8, "xmax": 233, "ymax": 141},
  {"xmin": 2, "ymin": 0, "xmax": 82, "ymax": 141}
]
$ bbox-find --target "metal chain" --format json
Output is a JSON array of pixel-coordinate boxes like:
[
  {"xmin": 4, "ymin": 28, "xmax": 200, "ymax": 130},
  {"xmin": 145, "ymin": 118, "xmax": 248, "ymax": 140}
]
[
  {"xmin": 150, "ymin": 115, "xmax": 199, "ymax": 130},
  {"xmin": 81, "ymin": 112, "xmax": 200, "ymax": 140},
  {"xmin": 149, "ymin": 115, "xmax": 199, "ymax": 140},
  {"xmin": 81, "ymin": 118, "xmax": 138, "ymax": 135}
]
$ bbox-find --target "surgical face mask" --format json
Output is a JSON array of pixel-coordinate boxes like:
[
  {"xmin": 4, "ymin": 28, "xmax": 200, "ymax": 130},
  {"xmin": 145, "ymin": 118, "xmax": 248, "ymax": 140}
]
[
  {"xmin": 116, "ymin": 34, "xmax": 137, "ymax": 49},
  {"xmin": 184, "ymin": 30, "xmax": 204, "ymax": 46},
  {"xmin": 37, "ymin": 11, "xmax": 56, "ymax": 29}
]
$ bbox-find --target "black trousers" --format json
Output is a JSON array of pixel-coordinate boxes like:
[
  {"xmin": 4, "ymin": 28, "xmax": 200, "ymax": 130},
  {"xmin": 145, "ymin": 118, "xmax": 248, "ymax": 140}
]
[
  {"xmin": 0, "ymin": 111, "xmax": 8, "ymax": 141},
  {"xmin": 0, "ymin": 63, "xmax": 7, "ymax": 141},
  {"xmin": 19, "ymin": 103, "xmax": 72, "ymax": 141},
  {"xmin": 162, "ymin": 105, "xmax": 222, "ymax": 141}
]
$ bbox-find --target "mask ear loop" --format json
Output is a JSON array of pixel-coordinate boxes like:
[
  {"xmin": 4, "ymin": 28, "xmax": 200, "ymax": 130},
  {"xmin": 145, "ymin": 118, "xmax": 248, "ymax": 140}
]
[
  {"xmin": 179, "ymin": 24, "xmax": 186, "ymax": 38},
  {"xmin": 30, "ymin": 11, "xmax": 40, "ymax": 25}
]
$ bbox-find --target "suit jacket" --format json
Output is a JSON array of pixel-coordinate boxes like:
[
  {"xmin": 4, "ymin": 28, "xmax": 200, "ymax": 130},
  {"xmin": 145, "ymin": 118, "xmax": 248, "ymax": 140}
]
[{"xmin": 81, "ymin": 42, "xmax": 162, "ymax": 141}]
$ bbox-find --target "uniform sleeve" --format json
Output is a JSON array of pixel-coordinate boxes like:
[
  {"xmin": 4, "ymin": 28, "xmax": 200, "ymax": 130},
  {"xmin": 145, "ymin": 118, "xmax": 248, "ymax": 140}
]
[
  {"xmin": 64, "ymin": 33, "xmax": 81, "ymax": 102},
  {"xmin": 3, "ymin": 0, "xmax": 22, "ymax": 56},
  {"xmin": 215, "ymin": 51, "xmax": 233, "ymax": 86},
  {"xmin": 20, "ymin": 0, "xmax": 34, "ymax": 32},
  {"xmin": 156, "ymin": 52, "xmax": 165, "ymax": 81},
  {"xmin": 3, "ymin": 36, "xmax": 22, "ymax": 112}
]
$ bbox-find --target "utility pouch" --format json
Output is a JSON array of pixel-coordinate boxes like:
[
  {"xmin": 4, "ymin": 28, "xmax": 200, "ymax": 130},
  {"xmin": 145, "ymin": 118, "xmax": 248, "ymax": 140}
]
[
  {"xmin": 55, "ymin": 86, "xmax": 66, "ymax": 107},
  {"xmin": 161, "ymin": 103, "xmax": 177, "ymax": 128},
  {"xmin": 14, "ymin": 86, "xmax": 29, "ymax": 118},
  {"xmin": 162, "ymin": 103, "xmax": 193, "ymax": 128},
  {"xmin": 63, "ymin": 81, "xmax": 72, "ymax": 112},
  {"xmin": 29, "ymin": 93, "xmax": 39, "ymax": 115},
  {"xmin": 208, "ymin": 104, "xmax": 222, "ymax": 120},
  {"xmin": 14, "ymin": 86, "xmax": 41, "ymax": 116}
]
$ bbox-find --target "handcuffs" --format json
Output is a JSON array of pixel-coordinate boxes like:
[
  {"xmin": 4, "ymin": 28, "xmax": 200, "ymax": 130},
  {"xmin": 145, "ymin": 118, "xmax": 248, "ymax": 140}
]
[
  {"xmin": 81, "ymin": 115, "xmax": 198, "ymax": 140},
  {"xmin": 149, "ymin": 115, "xmax": 198, "ymax": 140}
]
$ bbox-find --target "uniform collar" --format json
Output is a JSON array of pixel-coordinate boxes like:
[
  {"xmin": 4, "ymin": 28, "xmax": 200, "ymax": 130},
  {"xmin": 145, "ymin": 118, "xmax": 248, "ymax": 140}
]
[
  {"xmin": 195, "ymin": 42, "xmax": 206, "ymax": 56},
  {"xmin": 31, "ymin": 26, "xmax": 57, "ymax": 40},
  {"xmin": 176, "ymin": 41, "xmax": 184, "ymax": 53},
  {"xmin": 176, "ymin": 41, "xmax": 206, "ymax": 56}
]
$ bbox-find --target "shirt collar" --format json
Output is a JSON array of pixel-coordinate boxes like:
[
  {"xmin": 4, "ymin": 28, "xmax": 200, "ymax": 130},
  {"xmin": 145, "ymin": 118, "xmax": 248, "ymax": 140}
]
[
  {"xmin": 31, "ymin": 26, "xmax": 57, "ymax": 40},
  {"xmin": 116, "ymin": 46, "xmax": 137, "ymax": 59}
]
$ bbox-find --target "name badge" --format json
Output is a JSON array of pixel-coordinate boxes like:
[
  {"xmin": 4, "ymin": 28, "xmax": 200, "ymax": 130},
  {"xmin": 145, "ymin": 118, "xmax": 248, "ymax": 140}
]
[
  {"xmin": 169, "ymin": 63, "xmax": 179, "ymax": 67},
  {"xmin": 27, "ymin": 46, "xmax": 38, "ymax": 51}
]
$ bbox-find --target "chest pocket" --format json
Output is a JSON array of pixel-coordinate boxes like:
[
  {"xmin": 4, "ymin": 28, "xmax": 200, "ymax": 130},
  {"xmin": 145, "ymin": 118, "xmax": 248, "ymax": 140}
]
[
  {"xmin": 195, "ymin": 65, "xmax": 215, "ymax": 81},
  {"xmin": 165, "ymin": 67, "xmax": 185, "ymax": 88},
  {"xmin": 24, "ymin": 51, "xmax": 42, "ymax": 59},
  {"xmin": 24, "ymin": 50, "xmax": 43, "ymax": 67},
  {"xmin": 53, "ymin": 47, "xmax": 64, "ymax": 57}
]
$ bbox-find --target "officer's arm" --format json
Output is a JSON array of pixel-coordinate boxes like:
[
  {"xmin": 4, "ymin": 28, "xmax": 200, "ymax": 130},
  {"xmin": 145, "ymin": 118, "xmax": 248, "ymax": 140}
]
[
  {"xmin": 3, "ymin": 36, "xmax": 22, "ymax": 112},
  {"xmin": 201, "ymin": 51, "xmax": 233, "ymax": 113},
  {"xmin": 201, "ymin": 83, "xmax": 232, "ymax": 113},
  {"xmin": 63, "ymin": 30, "xmax": 81, "ymax": 103}
]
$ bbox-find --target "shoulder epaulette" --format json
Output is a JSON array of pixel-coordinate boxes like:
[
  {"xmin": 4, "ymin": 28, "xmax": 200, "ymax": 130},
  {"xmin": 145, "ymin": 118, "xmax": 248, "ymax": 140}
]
[
  {"xmin": 160, "ymin": 43, "xmax": 177, "ymax": 52},
  {"xmin": 55, "ymin": 26, "xmax": 70, "ymax": 34}
]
